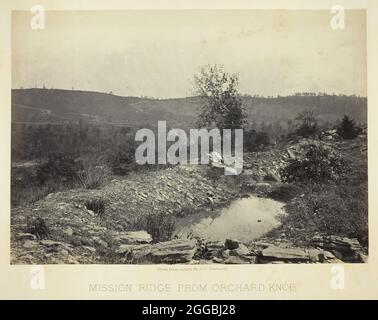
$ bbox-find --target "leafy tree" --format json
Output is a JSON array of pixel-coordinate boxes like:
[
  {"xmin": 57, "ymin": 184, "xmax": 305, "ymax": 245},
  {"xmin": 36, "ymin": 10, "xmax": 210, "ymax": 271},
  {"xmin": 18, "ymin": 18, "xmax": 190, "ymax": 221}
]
[
  {"xmin": 337, "ymin": 115, "xmax": 359, "ymax": 139},
  {"xmin": 194, "ymin": 64, "xmax": 246, "ymax": 130},
  {"xmin": 295, "ymin": 110, "xmax": 319, "ymax": 137}
]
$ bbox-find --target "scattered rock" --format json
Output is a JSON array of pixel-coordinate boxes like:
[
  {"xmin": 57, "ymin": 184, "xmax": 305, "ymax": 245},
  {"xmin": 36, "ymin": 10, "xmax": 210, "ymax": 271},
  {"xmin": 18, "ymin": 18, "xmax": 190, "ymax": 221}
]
[
  {"xmin": 287, "ymin": 149, "xmax": 295, "ymax": 159},
  {"xmin": 40, "ymin": 239, "xmax": 64, "ymax": 247},
  {"xmin": 250, "ymin": 241, "xmax": 271, "ymax": 255},
  {"xmin": 255, "ymin": 182, "xmax": 271, "ymax": 188},
  {"xmin": 224, "ymin": 255, "xmax": 255, "ymax": 264},
  {"xmin": 149, "ymin": 239, "xmax": 196, "ymax": 263},
  {"xmin": 87, "ymin": 209, "xmax": 95, "ymax": 216},
  {"xmin": 225, "ymin": 239, "xmax": 240, "ymax": 250},
  {"xmin": 206, "ymin": 241, "xmax": 224, "ymax": 258},
  {"xmin": 229, "ymin": 243, "xmax": 250, "ymax": 256},
  {"xmin": 357, "ymin": 252, "xmax": 368, "ymax": 263},
  {"xmin": 253, "ymin": 182, "xmax": 272, "ymax": 194},
  {"xmin": 116, "ymin": 231, "xmax": 152, "ymax": 245},
  {"xmin": 117, "ymin": 243, "xmax": 150, "ymax": 259},
  {"xmin": 93, "ymin": 238, "xmax": 108, "ymax": 249},
  {"xmin": 332, "ymin": 250, "xmax": 344, "ymax": 260},
  {"xmin": 63, "ymin": 227, "xmax": 73, "ymax": 237},
  {"xmin": 18, "ymin": 233, "xmax": 37, "ymax": 241},
  {"xmin": 263, "ymin": 173, "xmax": 280, "ymax": 182},
  {"xmin": 212, "ymin": 257, "xmax": 223, "ymax": 263},
  {"xmin": 311, "ymin": 235, "xmax": 364, "ymax": 262},
  {"xmin": 322, "ymin": 251, "xmax": 343, "ymax": 263},
  {"xmin": 38, "ymin": 240, "xmax": 74, "ymax": 255},
  {"xmin": 117, "ymin": 239, "xmax": 196, "ymax": 264},
  {"xmin": 209, "ymin": 152, "xmax": 223, "ymax": 167},
  {"xmin": 261, "ymin": 246, "xmax": 309, "ymax": 262},
  {"xmin": 307, "ymin": 249, "xmax": 322, "ymax": 262},
  {"xmin": 23, "ymin": 240, "xmax": 37, "ymax": 249},
  {"xmin": 83, "ymin": 246, "xmax": 96, "ymax": 253}
]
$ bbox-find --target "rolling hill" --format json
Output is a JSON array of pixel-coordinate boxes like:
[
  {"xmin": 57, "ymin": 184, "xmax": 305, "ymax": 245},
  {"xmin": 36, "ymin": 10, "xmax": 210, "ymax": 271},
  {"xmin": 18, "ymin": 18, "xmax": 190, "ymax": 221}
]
[{"xmin": 11, "ymin": 88, "xmax": 367, "ymax": 128}]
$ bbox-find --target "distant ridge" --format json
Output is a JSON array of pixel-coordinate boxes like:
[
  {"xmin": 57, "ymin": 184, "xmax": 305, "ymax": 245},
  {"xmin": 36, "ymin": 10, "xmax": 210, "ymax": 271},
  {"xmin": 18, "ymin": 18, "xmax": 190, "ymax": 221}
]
[{"xmin": 12, "ymin": 88, "xmax": 367, "ymax": 127}]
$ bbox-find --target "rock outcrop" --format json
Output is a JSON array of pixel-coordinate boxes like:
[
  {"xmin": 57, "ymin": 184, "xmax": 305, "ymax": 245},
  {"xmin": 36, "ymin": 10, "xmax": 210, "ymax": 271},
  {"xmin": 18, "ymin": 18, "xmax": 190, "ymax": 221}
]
[
  {"xmin": 117, "ymin": 239, "xmax": 196, "ymax": 264},
  {"xmin": 201, "ymin": 236, "xmax": 366, "ymax": 264},
  {"xmin": 260, "ymin": 246, "xmax": 309, "ymax": 262},
  {"xmin": 310, "ymin": 235, "xmax": 367, "ymax": 263},
  {"xmin": 115, "ymin": 231, "xmax": 153, "ymax": 245}
]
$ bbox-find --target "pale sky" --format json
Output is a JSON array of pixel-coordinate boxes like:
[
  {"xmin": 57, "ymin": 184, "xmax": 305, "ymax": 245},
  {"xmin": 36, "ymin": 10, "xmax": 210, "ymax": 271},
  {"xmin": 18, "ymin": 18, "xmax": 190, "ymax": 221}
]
[{"xmin": 12, "ymin": 10, "xmax": 367, "ymax": 98}]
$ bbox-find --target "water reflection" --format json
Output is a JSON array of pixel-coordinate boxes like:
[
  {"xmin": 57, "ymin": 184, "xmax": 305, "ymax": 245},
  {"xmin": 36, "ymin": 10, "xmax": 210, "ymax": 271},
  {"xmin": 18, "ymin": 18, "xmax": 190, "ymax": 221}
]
[{"xmin": 174, "ymin": 196, "xmax": 285, "ymax": 242}]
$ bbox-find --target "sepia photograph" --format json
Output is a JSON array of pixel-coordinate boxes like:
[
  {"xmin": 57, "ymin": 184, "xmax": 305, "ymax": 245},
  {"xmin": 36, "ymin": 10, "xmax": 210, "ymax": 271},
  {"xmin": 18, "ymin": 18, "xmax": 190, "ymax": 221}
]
[{"xmin": 10, "ymin": 8, "xmax": 368, "ymax": 266}]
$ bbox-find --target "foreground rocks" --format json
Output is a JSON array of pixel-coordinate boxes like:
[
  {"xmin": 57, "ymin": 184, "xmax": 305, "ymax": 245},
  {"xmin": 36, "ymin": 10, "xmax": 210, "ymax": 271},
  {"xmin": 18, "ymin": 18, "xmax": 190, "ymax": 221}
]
[
  {"xmin": 310, "ymin": 235, "xmax": 367, "ymax": 263},
  {"xmin": 201, "ymin": 235, "xmax": 366, "ymax": 264},
  {"xmin": 115, "ymin": 231, "xmax": 153, "ymax": 245},
  {"xmin": 117, "ymin": 239, "xmax": 196, "ymax": 264},
  {"xmin": 11, "ymin": 225, "xmax": 367, "ymax": 264},
  {"xmin": 260, "ymin": 246, "xmax": 308, "ymax": 262}
]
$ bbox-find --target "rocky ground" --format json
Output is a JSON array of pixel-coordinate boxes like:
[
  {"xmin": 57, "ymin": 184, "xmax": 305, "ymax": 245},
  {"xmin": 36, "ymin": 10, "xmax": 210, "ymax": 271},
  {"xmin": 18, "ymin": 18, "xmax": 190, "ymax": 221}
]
[
  {"xmin": 11, "ymin": 134, "xmax": 368, "ymax": 264},
  {"xmin": 11, "ymin": 163, "xmax": 244, "ymax": 264}
]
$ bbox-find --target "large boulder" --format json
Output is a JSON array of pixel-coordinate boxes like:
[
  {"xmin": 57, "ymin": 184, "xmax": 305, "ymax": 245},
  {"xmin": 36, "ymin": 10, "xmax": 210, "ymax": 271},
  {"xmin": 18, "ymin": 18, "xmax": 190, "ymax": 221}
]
[
  {"xmin": 229, "ymin": 243, "xmax": 250, "ymax": 257},
  {"xmin": 116, "ymin": 231, "xmax": 152, "ymax": 245},
  {"xmin": 149, "ymin": 239, "xmax": 196, "ymax": 263},
  {"xmin": 208, "ymin": 152, "xmax": 223, "ymax": 167},
  {"xmin": 117, "ymin": 239, "xmax": 196, "ymax": 264},
  {"xmin": 253, "ymin": 182, "xmax": 272, "ymax": 195},
  {"xmin": 260, "ymin": 246, "xmax": 309, "ymax": 262},
  {"xmin": 205, "ymin": 241, "xmax": 225, "ymax": 258},
  {"xmin": 310, "ymin": 235, "xmax": 365, "ymax": 262},
  {"xmin": 23, "ymin": 240, "xmax": 38, "ymax": 249},
  {"xmin": 263, "ymin": 171, "xmax": 280, "ymax": 182},
  {"xmin": 224, "ymin": 255, "xmax": 256, "ymax": 264},
  {"xmin": 225, "ymin": 239, "xmax": 240, "ymax": 250}
]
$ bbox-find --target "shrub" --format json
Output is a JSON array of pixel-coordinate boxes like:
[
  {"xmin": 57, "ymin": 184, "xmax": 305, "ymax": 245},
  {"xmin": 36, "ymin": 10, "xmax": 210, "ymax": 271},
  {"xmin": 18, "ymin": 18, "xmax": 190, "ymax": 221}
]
[
  {"xmin": 244, "ymin": 130, "xmax": 270, "ymax": 152},
  {"xmin": 337, "ymin": 115, "xmax": 360, "ymax": 139},
  {"xmin": 36, "ymin": 153, "xmax": 77, "ymax": 185},
  {"xmin": 85, "ymin": 198, "xmax": 107, "ymax": 218},
  {"xmin": 294, "ymin": 110, "xmax": 319, "ymax": 138},
  {"xmin": 134, "ymin": 212, "xmax": 175, "ymax": 242},
  {"xmin": 26, "ymin": 215, "xmax": 50, "ymax": 239},
  {"xmin": 280, "ymin": 140, "xmax": 347, "ymax": 183},
  {"xmin": 77, "ymin": 156, "xmax": 111, "ymax": 189},
  {"xmin": 108, "ymin": 142, "xmax": 136, "ymax": 175}
]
